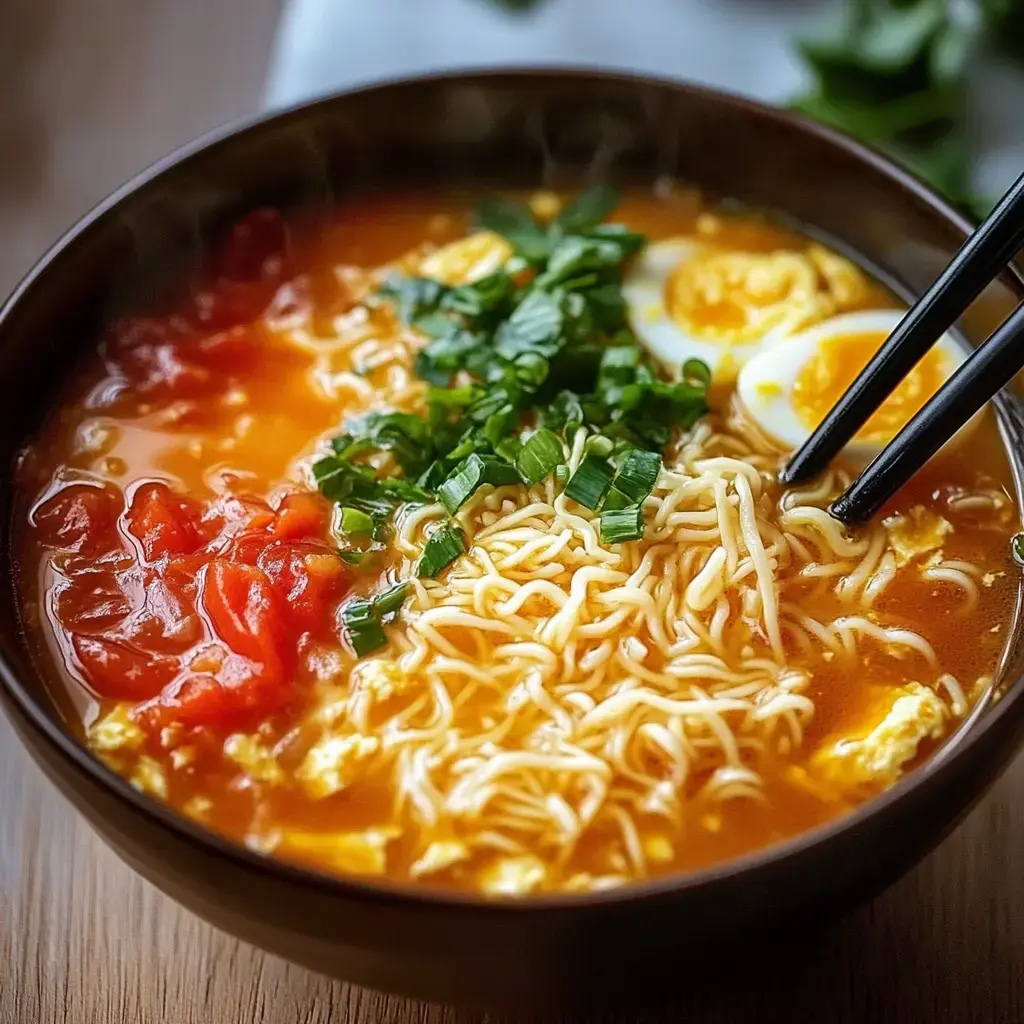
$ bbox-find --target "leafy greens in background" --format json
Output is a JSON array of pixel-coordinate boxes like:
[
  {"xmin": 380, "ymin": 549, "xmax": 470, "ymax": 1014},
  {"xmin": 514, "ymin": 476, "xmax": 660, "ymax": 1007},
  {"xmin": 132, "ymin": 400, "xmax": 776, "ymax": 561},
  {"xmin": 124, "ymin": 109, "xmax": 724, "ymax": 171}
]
[
  {"xmin": 791, "ymin": 0, "xmax": 1024, "ymax": 216},
  {"xmin": 484, "ymin": 0, "xmax": 1024, "ymax": 216}
]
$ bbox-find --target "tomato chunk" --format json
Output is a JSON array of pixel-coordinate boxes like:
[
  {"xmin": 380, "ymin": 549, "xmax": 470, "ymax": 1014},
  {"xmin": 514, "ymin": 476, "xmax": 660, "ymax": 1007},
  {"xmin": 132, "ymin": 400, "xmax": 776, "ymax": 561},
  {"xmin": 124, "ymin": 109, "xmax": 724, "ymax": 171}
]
[
  {"xmin": 272, "ymin": 491, "xmax": 331, "ymax": 541},
  {"xmin": 258, "ymin": 540, "xmax": 350, "ymax": 636},
  {"xmin": 73, "ymin": 634, "xmax": 178, "ymax": 701},
  {"xmin": 32, "ymin": 483, "xmax": 123, "ymax": 554},
  {"xmin": 126, "ymin": 483, "xmax": 204, "ymax": 561},
  {"xmin": 200, "ymin": 560, "xmax": 287, "ymax": 677}
]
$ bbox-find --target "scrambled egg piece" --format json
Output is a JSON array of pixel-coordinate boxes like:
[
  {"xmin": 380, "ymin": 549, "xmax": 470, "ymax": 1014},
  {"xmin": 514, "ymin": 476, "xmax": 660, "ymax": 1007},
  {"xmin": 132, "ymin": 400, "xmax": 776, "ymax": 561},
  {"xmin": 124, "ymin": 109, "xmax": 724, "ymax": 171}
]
[
  {"xmin": 130, "ymin": 756, "xmax": 168, "ymax": 800},
  {"xmin": 89, "ymin": 705, "xmax": 145, "ymax": 754},
  {"xmin": 278, "ymin": 828, "xmax": 397, "ymax": 875},
  {"xmin": 296, "ymin": 733, "xmax": 379, "ymax": 800},
  {"xmin": 410, "ymin": 840, "xmax": 472, "ymax": 878},
  {"xmin": 883, "ymin": 505, "xmax": 952, "ymax": 566},
  {"xmin": 478, "ymin": 855, "xmax": 547, "ymax": 896},
  {"xmin": 419, "ymin": 231, "xmax": 512, "ymax": 285},
  {"xmin": 813, "ymin": 683, "xmax": 947, "ymax": 789},
  {"xmin": 350, "ymin": 658, "xmax": 409, "ymax": 703},
  {"xmin": 224, "ymin": 734, "xmax": 284, "ymax": 785}
]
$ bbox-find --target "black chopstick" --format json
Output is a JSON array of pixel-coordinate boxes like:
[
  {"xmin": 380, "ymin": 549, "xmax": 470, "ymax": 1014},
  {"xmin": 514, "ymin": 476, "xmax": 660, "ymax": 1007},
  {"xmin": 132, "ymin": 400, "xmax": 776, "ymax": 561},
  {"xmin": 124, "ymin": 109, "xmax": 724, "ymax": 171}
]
[
  {"xmin": 830, "ymin": 301, "xmax": 1024, "ymax": 524},
  {"xmin": 781, "ymin": 168, "xmax": 1024, "ymax": 487}
]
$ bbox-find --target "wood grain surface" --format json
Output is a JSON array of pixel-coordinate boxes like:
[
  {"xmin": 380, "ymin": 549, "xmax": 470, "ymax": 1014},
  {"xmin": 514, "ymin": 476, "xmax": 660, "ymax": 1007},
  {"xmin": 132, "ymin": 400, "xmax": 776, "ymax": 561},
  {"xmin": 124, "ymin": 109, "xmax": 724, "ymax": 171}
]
[{"xmin": 2, "ymin": 2, "xmax": 1024, "ymax": 1021}]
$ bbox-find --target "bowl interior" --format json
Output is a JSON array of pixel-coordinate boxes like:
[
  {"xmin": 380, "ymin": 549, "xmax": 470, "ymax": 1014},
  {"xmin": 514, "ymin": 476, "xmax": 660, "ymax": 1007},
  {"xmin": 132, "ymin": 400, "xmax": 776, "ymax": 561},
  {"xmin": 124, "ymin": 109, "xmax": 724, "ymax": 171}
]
[{"xmin": 3, "ymin": 70, "xmax": 1024, "ymax": 902}]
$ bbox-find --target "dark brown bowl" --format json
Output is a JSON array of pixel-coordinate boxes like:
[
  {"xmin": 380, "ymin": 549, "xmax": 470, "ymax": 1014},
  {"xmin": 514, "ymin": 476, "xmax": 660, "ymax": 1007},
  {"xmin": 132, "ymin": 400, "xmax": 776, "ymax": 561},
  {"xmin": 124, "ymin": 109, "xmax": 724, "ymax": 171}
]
[{"xmin": 2, "ymin": 70, "xmax": 1024, "ymax": 1008}]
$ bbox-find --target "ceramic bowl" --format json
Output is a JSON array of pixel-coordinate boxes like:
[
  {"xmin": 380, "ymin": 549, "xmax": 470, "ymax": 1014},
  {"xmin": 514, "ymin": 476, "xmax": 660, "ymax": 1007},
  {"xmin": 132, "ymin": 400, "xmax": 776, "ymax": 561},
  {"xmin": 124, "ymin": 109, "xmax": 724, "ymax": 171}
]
[{"xmin": 3, "ymin": 70, "xmax": 1024, "ymax": 1007}]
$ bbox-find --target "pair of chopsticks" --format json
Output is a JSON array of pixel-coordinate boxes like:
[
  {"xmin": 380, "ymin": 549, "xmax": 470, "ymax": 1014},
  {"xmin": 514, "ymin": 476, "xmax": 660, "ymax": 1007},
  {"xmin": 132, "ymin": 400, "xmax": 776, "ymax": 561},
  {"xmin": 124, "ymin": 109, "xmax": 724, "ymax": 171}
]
[{"xmin": 781, "ymin": 168, "xmax": 1024, "ymax": 525}]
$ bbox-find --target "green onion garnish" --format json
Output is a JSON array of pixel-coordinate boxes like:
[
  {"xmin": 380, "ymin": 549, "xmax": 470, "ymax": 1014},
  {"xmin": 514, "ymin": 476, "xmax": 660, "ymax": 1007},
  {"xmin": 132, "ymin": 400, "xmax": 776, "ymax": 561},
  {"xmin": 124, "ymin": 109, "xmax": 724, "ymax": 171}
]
[
  {"xmin": 341, "ymin": 598, "xmax": 388, "ymax": 656},
  {"xmin": 418, "ymin": 522, "xmax": 467, "ymax": 578},
  {"xmin": 335, "ymin": 506, "xmax": 375, "ymax": 535},
  {"xmin": 340, "ymin": 581, "xmax": 413, "ymax": 655},
  {"xmin": 373, "ymin": 580, "xmax": 411, "ymax": 619},
  {"xmin": 438, "ymin": 453, "xmax": 520, "ymax": 515},
  {"xmin": 515, "ymin": 429, "xmax": 563, "ymax": 486},
  {"xmin": 612, "ymin": 449, "xmax": 661, "ymax": 504},
  {"xmin": 564, "ymin": 452, "xmax": 615, "ymax": 510},
  {"xmin": 314, "ymin": 185, "xmax": 713, "ymax": 554},
  {"xmin": 600, "ymin": 504, "xmax": 646, "ymax": 544}
]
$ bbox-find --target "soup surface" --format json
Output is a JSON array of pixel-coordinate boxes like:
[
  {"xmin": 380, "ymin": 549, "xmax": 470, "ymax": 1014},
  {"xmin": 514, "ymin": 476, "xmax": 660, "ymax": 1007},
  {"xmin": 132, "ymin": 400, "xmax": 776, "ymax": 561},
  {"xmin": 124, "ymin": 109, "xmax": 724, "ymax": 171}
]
[{"xmin": 15, "ymin": 187, "xmax": 1019, "ymax": 895}]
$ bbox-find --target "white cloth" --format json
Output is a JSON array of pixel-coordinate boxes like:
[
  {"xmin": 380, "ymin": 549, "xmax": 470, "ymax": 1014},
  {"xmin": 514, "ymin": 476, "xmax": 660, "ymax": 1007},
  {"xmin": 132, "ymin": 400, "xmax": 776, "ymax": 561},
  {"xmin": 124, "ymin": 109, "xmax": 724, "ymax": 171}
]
[{"xmin": 265, "ymin": 0, "xmax": 1023, "ymax": 196}]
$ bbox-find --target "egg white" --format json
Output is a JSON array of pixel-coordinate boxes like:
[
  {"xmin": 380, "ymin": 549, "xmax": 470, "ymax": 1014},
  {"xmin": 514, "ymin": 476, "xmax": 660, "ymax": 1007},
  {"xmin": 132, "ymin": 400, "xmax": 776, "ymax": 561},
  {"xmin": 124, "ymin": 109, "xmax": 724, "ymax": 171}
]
[{"xmin": 736, "ymin": 310, "xmax": 971, "ymax": 458}]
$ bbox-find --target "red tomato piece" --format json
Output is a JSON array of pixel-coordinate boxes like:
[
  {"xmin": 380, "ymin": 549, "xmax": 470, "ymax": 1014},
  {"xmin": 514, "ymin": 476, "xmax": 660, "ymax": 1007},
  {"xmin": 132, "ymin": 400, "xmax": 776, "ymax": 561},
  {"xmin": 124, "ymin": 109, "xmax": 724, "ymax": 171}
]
[
  {"xmin": 258, "ymin": 540, "xmax": 350, "ymax": 636},
  {"xmin": 54, "ymin": 566, "xmax": 134, "ymax": 634},
  {"xmin": 121, "ymin": 571, "xmax": 202, "ymax": 654},
  {"xmin": 201, "ymin": 495, "xmax": 276, "ymax": 544},
  {"xmin": 200, "ymin": 560, "xmax": 287, "ymax": 677},
  {"xmin": 272, "ymin": 491, "xmax": 331, "ymax": 541},
  {"xmin": 126, "ymin": 483, "xmax": 204, "ymax": 561},
  {"xmin": 72, "ymin": 634, "xmax": 179, "ymax": 701},
  {"xmin": 135, "ymin": 657, "xmax": 290, "ymax": 734},
  {"xmin": 32, "ymin": 483, "xmax": 123, "ymax": 555}
]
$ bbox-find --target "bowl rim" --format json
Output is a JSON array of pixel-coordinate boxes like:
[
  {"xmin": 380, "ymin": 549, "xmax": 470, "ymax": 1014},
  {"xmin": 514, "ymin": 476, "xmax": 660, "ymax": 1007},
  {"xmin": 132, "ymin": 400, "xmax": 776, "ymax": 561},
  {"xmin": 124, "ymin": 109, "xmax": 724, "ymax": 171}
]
[{"xmin": 4, "ymin": 65, "xmax": 1024, "ymax": 914}]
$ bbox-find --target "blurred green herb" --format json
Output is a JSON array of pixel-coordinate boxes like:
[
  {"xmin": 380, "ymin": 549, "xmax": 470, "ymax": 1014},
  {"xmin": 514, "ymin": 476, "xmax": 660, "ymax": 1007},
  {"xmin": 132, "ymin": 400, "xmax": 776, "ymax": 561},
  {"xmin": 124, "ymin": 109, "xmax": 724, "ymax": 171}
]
[{"xmin": 792, "ymin": 0, "xmax": 1024, "ymax": 216}]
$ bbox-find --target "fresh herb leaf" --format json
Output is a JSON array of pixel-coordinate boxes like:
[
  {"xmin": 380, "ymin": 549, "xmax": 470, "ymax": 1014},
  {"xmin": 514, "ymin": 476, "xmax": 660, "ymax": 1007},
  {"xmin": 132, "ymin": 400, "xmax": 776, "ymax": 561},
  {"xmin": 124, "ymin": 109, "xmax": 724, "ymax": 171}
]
[
  {"xmin": 599, "ymin": 504, "xmax": 646, "ymax": 544},
  {"xmin": 474, "ymin": 197, "xmax": 550, "ymax": 261},
  {"xmin": 551, "ymin": 182, "xmax": 620, "ymax": 235},
  {"xmin": 494, "ymin": 290, "xmax": 565, "ymax": 360},
  {"xmin": 515, "ymin": 429, "xmax": 564, "ymax": 486},
  {"xmin": 379, "ymin": 275, "xmax": 448, "ymax": 325},
  {"xmin": 418, "ymin": 522, "xmax": 467, "ymax": 578},
  {"xmin": 564, "ymin": 452, "xmax": 616, "ymax": 510}
]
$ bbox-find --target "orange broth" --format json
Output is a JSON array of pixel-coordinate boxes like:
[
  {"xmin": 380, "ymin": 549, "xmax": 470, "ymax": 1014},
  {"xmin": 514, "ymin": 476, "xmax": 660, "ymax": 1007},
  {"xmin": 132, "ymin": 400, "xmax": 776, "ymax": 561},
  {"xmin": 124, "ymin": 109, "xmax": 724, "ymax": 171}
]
[{"xmin": 13, "ymin": 190, "xmax": 1020, "ymax": 891}]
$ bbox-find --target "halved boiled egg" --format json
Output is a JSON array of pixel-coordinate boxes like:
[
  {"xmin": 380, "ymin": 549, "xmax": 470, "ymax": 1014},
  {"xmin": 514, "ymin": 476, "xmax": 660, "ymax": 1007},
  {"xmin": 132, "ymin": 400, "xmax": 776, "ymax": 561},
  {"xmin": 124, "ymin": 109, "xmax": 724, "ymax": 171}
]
[
  {"xmin": 623, "ymin": 239, "xmax": 866, "ymax": 384},
  {"xmin": 736, "ymin": 310, "xmax": 970, "ymax": 458}
]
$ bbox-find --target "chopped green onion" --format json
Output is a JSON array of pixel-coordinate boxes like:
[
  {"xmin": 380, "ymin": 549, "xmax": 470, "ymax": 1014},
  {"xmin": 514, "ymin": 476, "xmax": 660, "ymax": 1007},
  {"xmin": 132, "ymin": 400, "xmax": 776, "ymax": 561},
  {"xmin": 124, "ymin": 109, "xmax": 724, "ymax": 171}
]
[
  {"xmin": 341, "ymin": 599, "xmax": 388, "ymax": 656},
  {"xmin": 612, "ymin": 449, "xmax": 662, "ymax": 504},
  {"xmin": 555, "ymin": 464, "xmax": 570, "ymax": 487},
  {"xmin": 600, "ymin": 504, "xmax": 646, "ymax": 544},
  {"xmin": 585, "ymin": 434, "xmax": 614, "ymax": 457},
  {"xmin": 438, "ymin": 453, "xmax": 519, "ymax": 515},
  {"xmin": 681, "ymin": 358, "xmax": 712, "ymax": 388},
  {"xmin": 495, "ymin": 436, "xmax": 522, "ymax": 464},
  {"xmin": 335, "ymin": 506, "xmax": 375, "ymax": 535},
  {"xmin": 418, "ymin": 522, "xmax": 467, "ymax": 578},
  {"xmin": 373, "ymin": 580, "xmax": 411, "ymax": 619},
  {"xmin": 515, "ymin": 429, "xmax": 563, "ymax": 486},
  {"xmin": 564, "ymin": 452, "xmax": 615, "ymax": 510},
  {"xmin": 339, "ymin": 545, "xmax": 385, "ymax": 568}
]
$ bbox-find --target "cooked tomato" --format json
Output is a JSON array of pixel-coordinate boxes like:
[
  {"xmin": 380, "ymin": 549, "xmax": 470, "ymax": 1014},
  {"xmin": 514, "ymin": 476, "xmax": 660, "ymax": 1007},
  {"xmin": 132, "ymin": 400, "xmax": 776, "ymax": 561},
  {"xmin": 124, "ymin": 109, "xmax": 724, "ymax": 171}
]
[
  {"xmin": 126, "ymin": 482, "xmax": 205, "ymax": 561},
  {"xmin": 32, "ymin": 483, "xmax": 123, "ymax": 554},
  {"xmin": 72, "ymin": 634, "xmax": 178, "ymax": 701},
  {"xmin": 199, "ymin": 560, "xmax": 287, "ymax": 678},
  {"xmin": 258, "ymin": 540, "xmax": 350, "ymax": 635},
  {"xmin": 272, "ymin": 491, "xmax": 332, "ymax": 541}
]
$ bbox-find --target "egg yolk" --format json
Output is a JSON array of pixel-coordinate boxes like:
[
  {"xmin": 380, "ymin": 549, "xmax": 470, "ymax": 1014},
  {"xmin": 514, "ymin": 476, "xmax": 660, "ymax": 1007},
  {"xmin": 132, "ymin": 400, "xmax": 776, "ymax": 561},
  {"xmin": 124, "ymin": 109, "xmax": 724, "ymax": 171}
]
[
  {"xmin": 664, "ymin": 250, "xmax": 829, "ymax": 346},
  {"xmin": 792, "ymin": 331, "xmax": 949, "ymax": 442}
]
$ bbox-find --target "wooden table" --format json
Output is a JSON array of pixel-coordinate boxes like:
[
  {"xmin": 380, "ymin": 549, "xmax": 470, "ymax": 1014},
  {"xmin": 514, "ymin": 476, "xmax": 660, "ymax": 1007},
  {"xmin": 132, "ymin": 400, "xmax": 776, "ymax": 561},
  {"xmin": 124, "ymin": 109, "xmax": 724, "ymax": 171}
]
[{"xmin": 2, "ymin": 3, "xmax": 1024, "ymax": 1020}]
